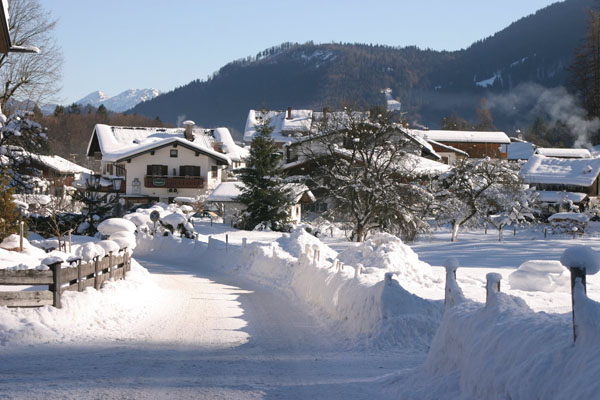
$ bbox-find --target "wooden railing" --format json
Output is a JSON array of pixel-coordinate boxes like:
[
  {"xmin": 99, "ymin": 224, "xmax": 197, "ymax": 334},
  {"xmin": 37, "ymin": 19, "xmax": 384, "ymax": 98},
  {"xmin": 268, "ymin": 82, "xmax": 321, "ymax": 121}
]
[
  {"xmin": 0, "ymin": 249, "xmax": 130, "ymax": 308},
  {"xmin": 144, "ymin": 175, "xmax": 204, "ymax": 189}
]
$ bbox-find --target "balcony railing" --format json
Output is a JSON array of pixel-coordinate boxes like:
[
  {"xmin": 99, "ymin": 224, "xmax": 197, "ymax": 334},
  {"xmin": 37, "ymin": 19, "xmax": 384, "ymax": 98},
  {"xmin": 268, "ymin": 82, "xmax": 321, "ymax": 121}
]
[{"xmin": 144, "ymin": 175, "xmax": 204, "ymax": 189}]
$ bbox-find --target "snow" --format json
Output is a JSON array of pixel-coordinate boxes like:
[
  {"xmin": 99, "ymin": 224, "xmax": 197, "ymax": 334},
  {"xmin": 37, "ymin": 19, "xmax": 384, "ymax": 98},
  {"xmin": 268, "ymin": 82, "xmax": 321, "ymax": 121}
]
[
  {"xmin": 96, "ymin": 239, "xmax": 121, "ymax": 254},
  {"xmin": 413, "ymin": 129, "xmax": 511, "ymax": 144},
  {"xmin": 76, "ymin": 88, "xmax": 161, "ymax": 112},
  {"xmin": 3, "ymin": 204, "xmax": 600, "ymax": 398},
  {"xmin": 475, "ymin": 72, "xmax": 499, "ymax": 88},
  {"xmin": 560, "ymin": 246, "xmax": 600, "ymax": 274},
  {"xmin": 89, "ymin": 124, "xmax": 232, "ymax": 165},
  {"xmin": 521, "ymin": 155, "xmax": 600, "ymax": 187},
  {"xmin": 122, "ymin": 212, "xmax": 151, "ymax": 228},
  {"xmin": 96, "ymin": 218, "xmax": 137, "ymax": 235},
  {"xmin": 537, "ymin": 190, "xmax": 588, "ymax": 204},
  {"xmin": 535, "ymin": 147, "xmax": 592, "ymax": 158},
  {"xmin": 35, "ymin": 154, "xmax": 93, "ymax": 175},
  {"xmin": 508, "ymin": 260, "xmax": 569, "ymax": 292},
  {"xmin": 0, "ymin": 234, "xmax": 28, "ymax": 250},
  {"xmin": 74, "ymin": 242, "xmax": 105, "ymax": 262},
  {"xmin": 548, "ymin": 212, "xmax": 590, "ymax": 223},
  {"xmin": 212, "ymin": 127, "xmax": 249, "ymax": 162},
  {"xmin": 161, "ymin": 212, "xmax": 187, "ymax": 227}
]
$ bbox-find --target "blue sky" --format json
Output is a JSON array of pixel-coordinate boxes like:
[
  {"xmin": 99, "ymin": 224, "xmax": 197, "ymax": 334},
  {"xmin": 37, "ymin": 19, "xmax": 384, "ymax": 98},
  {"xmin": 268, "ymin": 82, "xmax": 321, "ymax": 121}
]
[{"xmin": 45, "ymin": 0, "xmax": 560, "ymax": 104}]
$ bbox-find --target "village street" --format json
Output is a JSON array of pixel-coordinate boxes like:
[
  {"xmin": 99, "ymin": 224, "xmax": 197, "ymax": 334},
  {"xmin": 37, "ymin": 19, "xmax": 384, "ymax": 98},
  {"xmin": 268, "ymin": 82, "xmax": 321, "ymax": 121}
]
[{"xmin": 0, "ymin": 257, "xmax": 417, "ymax": 399}]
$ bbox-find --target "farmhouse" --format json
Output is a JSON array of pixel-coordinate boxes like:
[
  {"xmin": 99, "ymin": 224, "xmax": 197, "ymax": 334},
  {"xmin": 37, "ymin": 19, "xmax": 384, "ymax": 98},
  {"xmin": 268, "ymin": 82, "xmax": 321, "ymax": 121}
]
[
  {"xmin": 412, "ymin": 129, "xmax": 511, "ymax": 162},
  {"xmin": 520, "ymin": 154, "xmax": 600, "ymax": 212},
  {"xmin": 86, "ymin": 122, "xmax": 247, "ymax": 206}
]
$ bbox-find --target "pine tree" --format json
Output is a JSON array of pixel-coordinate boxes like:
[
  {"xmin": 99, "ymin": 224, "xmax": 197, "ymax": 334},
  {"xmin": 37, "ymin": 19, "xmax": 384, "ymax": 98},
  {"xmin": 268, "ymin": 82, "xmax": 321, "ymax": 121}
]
[
  {"xmin": 571, "ymin": 9, "xmax": 600, "ymax": 123},
  {"xmin": 236, "ymin": 115, "xmax": 292, "ymax": 231},
  {"xmin": 0, "ymin": 170, "xmax": 19, "ymax": 241}
]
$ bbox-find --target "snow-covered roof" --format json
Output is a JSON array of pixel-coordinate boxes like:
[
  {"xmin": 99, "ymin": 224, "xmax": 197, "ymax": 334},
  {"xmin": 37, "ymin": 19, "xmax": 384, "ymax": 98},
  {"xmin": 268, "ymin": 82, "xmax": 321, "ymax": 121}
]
[
  {"xmin": 206, "ymin": 182, "xmax": 244, "ymax": 202},
  {"xmin": 207, "ymin": 181, "xmax": 314, "ymax": 204},
  {"xmin": 35, "ymin": 154, "xmax": 93, "ymax": 175},
  {"xmin": 244, "ymin": 109, "xmax": 311, "ymax": 144},
  {"xmin": 534, "ymin": 148, "xmax": 591, "ymax": 158},
  {"xmin": 520, "ymin": 155, "xmax": 600, "ymax": 187},
  {"xmin": 548, "ymin": 212, "xmax": 589, "ymax": 223},
  {"xmin": 425, "ymin": 139, "xmax": 469, "ymax": 157},
  {"xmin": 508, "ymin": 142, "xmax": 535, "ymax": 160},
  {"xmin": 413, "ymin": 130, "xmax": 511, "ymax": 144},
  {"xmin": 536, "ymin": 191, "xmax": 588, "ymax": 204},
  {"xmin": 213, "ymin": 127, "xmax": 248, "ymax": 162},
  {"xmin": 88, "ymin": 124, "xmax": 235, "ymax": 165}
]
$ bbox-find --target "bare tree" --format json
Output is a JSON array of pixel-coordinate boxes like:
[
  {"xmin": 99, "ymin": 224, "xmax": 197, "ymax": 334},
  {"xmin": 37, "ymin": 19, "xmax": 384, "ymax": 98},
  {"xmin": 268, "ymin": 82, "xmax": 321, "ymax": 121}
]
[
  {"xmin": 303, "ymin": 108, "xmax": 433, "ymax": 242},
  {"xmin": 0, "ymin": 0, "xmax": 63, "ymax": 110}
]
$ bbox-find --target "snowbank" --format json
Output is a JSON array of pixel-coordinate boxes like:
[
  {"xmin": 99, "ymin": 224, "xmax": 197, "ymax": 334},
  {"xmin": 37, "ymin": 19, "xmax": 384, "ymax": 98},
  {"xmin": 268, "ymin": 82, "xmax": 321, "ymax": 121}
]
[
  {"xmin": 137, "ymin": 228, "xmax": 444, "ymax": 349},
  {"xmin": 397, "ymin": 282, "xmax": 600, "ymax": 399},
  {"xmin": 508, "ymin": 260, "xmax": 570, "ymax": 293},
  {"xmin": 0, "ymin": 259, "xmax": 161, "ymax": 346}
]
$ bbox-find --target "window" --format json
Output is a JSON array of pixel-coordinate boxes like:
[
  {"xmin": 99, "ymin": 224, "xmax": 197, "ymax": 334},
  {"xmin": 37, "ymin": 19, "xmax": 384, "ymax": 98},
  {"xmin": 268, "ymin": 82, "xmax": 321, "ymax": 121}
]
[
  {"xmin": 170, "ymin": 149, "xmax": 178, "ymax": 158},
  {"xmin": 179, "ymin": 165, "xmax": 200, "ymax": 176},
  {"xmin": 150, "ymin": 151, "xmax": 155, "ymax": 156},
  {"xmin": 147, "ymin": 164, "xmax": 167, "ymax": 176},
  {"xmin": 211, "ymin": 166, "xmax": 218, "ymax": 178}
]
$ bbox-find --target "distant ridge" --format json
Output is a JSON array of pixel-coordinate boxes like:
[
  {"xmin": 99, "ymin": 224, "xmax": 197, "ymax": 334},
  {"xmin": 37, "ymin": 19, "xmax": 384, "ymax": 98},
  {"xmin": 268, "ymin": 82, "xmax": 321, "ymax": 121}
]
[
  {"xmin": 127, "ymin": 0, "xmax": 593, "ymax": 138},
  {"xmin": 76, "ymin": 88, "xmax": 161, "ymax": 113}
]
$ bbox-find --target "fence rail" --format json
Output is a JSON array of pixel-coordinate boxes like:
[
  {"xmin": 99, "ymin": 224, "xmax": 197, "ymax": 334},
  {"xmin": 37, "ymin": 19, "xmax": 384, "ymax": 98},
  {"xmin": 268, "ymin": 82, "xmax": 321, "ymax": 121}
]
[{"xmin": 0, "ymin": 249, "xmax": 130, "ymax": 308}]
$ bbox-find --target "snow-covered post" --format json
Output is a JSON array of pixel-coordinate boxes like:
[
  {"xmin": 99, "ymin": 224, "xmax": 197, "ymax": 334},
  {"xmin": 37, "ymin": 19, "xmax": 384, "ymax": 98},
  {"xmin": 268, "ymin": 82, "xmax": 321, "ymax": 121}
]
[
  {"xmin": 444, "ymin": 258, "xmax": 465, "ymax": 309},
  {"xmin": 243, "ymin": 237, "xmax": 247, "ymax": 249},
  {"xmin": 19, "ymin": 221, "xmax": 24, "ymax": 252},
  {"xmin": 485, "ymin": 273, "xmax": 502, "ymax": 306},
  {"xmin": 354, "ymin": 263, "xmax": 364, "ymax": 278},
  {"xmin": 208, "ymin": 235, "xmax": 213, "ymax": 250},
  {"xmin": 312, "ymin": 244, "xmax": 320, "ymax": 264},
  {"xmin": 304, "ymin": 243, "xmax": 312, "ymax": 258},
  {"xmin": 385, "ymin": 272, "xmax": 394, "ymax": 285},
  {"xmin": 513, "ymin": 226, "xmax": 516, "ymax": 236},
  {"xmin": 560, "ymin": 246, "xmax": 599, "ymax": 343},
  {"xmin": 544, "ymin": 227, "xmax": 547, "ymax": 239},
  {"xmin": 226, "ymin": 234, "xmax": 229, "ymax": 252},
  {"xmin": 68, "ymin": 229, "xmax": 72, "ymax": 253},
  {"xmin": 94, "ymin": 256, "xmax": 100, "ymax": 290}
]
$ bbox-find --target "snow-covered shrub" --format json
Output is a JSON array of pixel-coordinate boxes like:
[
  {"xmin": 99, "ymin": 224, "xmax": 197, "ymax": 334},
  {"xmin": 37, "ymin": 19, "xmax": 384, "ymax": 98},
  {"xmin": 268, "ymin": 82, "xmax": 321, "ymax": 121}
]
[{"xmin": 508, "ymin": 260, "xmax": 569, "ymax": 292}]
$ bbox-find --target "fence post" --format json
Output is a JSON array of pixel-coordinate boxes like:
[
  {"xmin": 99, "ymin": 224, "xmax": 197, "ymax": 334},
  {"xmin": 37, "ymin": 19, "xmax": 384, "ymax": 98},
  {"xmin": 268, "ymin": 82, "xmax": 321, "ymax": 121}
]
[
  {"xmin": 354, "ymin": 263, "xmax": 364, "ymax": 278},
  {"xmin": 49, "ymin": 261, "xmax": 62, "ymax": 308},
  {"xmin": 77, "ymin": 259, "xmax": 83, "ymax": 292},
  {"xmin": 514, "ymin": 226, "xmax": 516, "ymax": 236},
  {"xmin": 444, "ymin": 258, "xmax": 459, "ymax": 308},
  {"xmin": 486, "ymin": 273, "xmax": 502, "ymax": 306},
  {"xmin": 122, "ymin": 248, "xmax": 128, "ymax": 279},
  {"xmin": 570, "ymin": 267, "xmax": 586, "ymax": 343},
  {"xmin": 19, "ymin": 221, "xmax": 24, "ymax": 251},
  {"xmin": 544, "ymin": 227, "xmax": 547, "ymax": 238},
  {"xmin": 68, "ymin": 230, "xmax": 72, "ymax": 253},
  {"xmin": 94, "ymin": 256, "xmax": 100, "ymax": 290},
  {"xmin": 109, "ymin": 252, "xmax": 114, "ymax": 280},
  {"xmin": 242, "ymin": 237, "xmax": 247, "ymax": 249},
  {"xmin": 226, "ymin": 234, "xmax": 229, "ymax": 252}
]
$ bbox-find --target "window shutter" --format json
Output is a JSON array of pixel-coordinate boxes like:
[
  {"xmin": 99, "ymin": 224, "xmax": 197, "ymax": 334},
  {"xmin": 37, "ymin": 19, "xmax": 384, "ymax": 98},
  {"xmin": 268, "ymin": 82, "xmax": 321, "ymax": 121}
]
[
  {"xmin": 147, "ymin": 165, "xmax": 153, "ymax": 175},
  {"xmin": 194, "ymin": 166, "xmax": 200, "ymax": 176},
  {"xmin": 161, "ymin": 165, "xmax": 168, "ymax": 176}
]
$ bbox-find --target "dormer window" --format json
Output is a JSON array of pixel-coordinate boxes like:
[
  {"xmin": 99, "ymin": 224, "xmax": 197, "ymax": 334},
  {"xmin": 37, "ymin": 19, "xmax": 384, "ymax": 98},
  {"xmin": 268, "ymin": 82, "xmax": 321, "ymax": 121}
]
[{"xmin": 170, "ymin": 149, "xmax": 178, "ymax": 157}]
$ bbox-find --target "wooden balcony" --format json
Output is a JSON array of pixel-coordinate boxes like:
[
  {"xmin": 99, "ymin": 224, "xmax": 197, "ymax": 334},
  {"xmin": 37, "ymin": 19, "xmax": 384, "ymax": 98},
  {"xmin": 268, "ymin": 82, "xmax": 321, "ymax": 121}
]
[{"xmin": 144, "ymin": 175, "xmax": 204, "ymax": 189}]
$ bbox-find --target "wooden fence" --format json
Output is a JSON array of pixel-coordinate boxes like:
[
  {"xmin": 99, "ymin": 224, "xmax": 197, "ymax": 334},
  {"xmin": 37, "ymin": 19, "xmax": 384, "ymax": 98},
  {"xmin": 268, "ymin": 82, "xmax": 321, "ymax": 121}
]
[{"xmin": 0, "ymin": 249, "xmax": 130, "ymax": 308}]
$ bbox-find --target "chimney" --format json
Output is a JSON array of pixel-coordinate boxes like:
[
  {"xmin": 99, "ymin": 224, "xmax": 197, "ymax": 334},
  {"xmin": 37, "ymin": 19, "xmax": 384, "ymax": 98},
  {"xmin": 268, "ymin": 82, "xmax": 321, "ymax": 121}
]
[
  {"xmin": 183, "ymin": 120, "xmax": 195, "ymax": 141},
  {"xmin": 286, "ymin": 106, "xmax": 292, "ymax": 120}
]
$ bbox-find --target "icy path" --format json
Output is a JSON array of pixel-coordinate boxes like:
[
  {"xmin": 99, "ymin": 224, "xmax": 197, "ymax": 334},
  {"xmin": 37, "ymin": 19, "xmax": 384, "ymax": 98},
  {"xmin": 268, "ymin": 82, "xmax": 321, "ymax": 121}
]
[{"xmin": 1, "ymin": 258, "xmax": 418, "ymax": 399}]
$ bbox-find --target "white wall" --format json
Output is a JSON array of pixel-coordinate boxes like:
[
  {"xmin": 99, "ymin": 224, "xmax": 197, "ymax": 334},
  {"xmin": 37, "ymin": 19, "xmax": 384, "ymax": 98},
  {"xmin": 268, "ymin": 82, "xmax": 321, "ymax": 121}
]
[{"xmin": 113, "ymin": 145, "xmax": 225, "ymax": 200}]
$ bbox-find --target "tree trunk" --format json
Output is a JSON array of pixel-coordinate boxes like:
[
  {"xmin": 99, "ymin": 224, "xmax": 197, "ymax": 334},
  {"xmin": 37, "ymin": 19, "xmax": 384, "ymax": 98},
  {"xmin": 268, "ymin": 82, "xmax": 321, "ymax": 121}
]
[
  {"xmin": 356, "ymin": 225, "xmax": 367, "ymax": 242},
  {"xmin": 451, "ymin": 222, "xmax": 460, "ymax": 242},
  {"xmin": 498, "ymin": 226, "xmax": 503, "ymax": 242}
]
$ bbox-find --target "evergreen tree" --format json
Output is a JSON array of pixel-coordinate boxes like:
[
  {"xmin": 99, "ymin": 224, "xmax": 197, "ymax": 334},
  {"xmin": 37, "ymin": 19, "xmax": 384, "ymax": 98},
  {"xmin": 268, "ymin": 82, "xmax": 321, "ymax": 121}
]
[
  {"xmin": 96, "ymin": 104, "xmax": 108, "ymax": 117},
  {"xmin": 571, "ymin": 9, "xmax": 600, "ymax": 122},
  {"xmin": 0, "ymin": 170, "xmax": 19, "ymax": 241},
  {"xmin": 71, "ymin": 177, "xmax": 116, "ymax": 235},
  {"xmin": 441, "ymin": 113, "xmax": 472, "ymax": 131},
  {"xmin": 236, "ymin": 115, "xmax": 292, "ymax": 231}
]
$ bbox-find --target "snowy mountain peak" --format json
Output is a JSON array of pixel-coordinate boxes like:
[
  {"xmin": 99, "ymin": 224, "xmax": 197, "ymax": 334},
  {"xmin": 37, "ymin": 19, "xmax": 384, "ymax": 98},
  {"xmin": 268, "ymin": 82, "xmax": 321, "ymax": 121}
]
[{"xmin": 76, "ymin": 88, "xmax": 161, "ymax": 112}]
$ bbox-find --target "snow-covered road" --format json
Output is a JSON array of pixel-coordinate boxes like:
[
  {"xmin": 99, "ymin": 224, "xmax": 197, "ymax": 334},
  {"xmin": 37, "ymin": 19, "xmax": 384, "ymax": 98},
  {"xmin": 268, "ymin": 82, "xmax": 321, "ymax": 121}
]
[{"xmin": 1, "ymin": 258, "xmax": 417, "ymax": 399}]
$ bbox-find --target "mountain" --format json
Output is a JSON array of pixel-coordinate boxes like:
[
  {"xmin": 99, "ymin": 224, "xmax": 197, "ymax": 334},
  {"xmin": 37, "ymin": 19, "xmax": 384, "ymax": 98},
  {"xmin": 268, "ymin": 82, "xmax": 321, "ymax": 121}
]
[
  {"xmin": 129, "ymin": 0, "xmax": 594, "ymax": 139},
  {"xmin": 77, "ymin": 88, "xmax": 161, "ymax": 113}
]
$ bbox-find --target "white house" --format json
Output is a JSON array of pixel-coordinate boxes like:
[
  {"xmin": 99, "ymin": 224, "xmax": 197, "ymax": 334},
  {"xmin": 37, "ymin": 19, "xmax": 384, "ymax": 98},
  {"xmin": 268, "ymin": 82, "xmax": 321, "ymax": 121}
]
[
  {"xmin": 206, "ymin": 181, "xmax": 315, "ymax": 225},
  {"xmin": 86, "ymin": 122, "xmax": 247, "ymax": 206}
]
